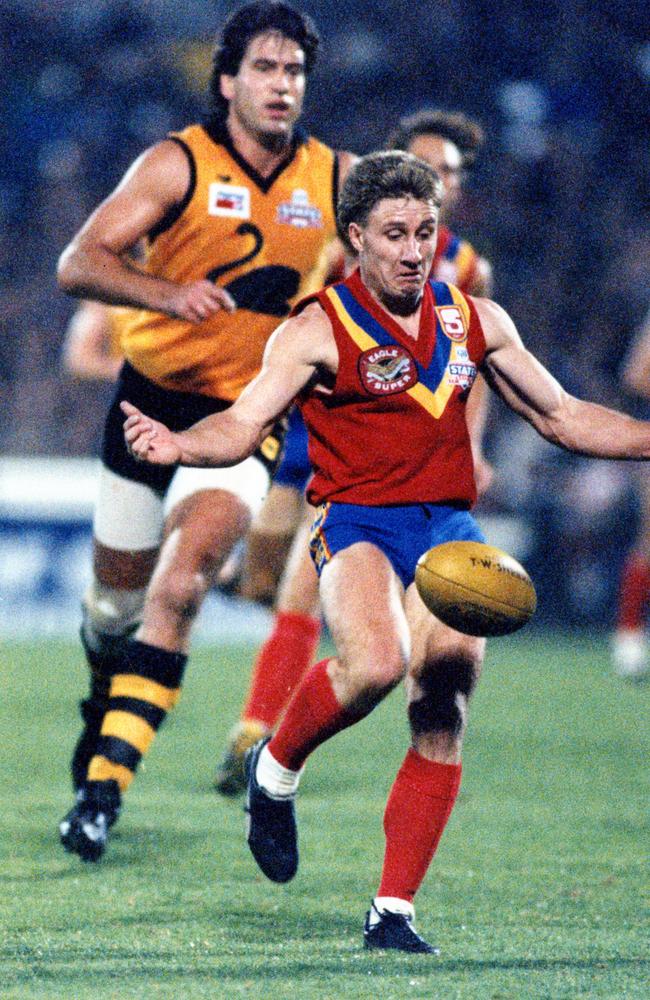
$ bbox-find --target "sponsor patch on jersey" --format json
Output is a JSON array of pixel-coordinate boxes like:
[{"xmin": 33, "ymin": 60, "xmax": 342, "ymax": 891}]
[
  {"xmin": 208, "ymin": 182, "xmax": 250, "ymax": 219},
  {"xmin": 358, "ymin": 345, "xmax": 417, "ymax": 396},
  {"xmin": 277, "ymin": 188, "xmax": 323, "ymax": 228},
  {"xmin": 436, "ymin": 304, "xmax": 468, "ymax": 342},
  {"xmin": 446, "ymin": 360, "xmax": 477, "ymax": 390}
]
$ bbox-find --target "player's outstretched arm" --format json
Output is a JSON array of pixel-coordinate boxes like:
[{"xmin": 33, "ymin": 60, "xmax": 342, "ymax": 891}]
[
  {"xmin": 477, "ymin": 297, "xmax": 650, "ymax": 460},
  {"xmin": 122, "ymin": 303, "xmax": 334, "ymax": 468},
  {"xmin": 57, "ymin": 141, "xmax": 235, "ymax": 322}
]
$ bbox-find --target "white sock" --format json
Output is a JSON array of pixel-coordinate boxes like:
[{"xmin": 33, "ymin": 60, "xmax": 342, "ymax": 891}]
[
  {"xmin": 255, "ymin": 744, "xmax": 302, "ymax": 799},
  {"xmin": 368, "ymin": 896, "xmax": 415, "ymax": 927}
]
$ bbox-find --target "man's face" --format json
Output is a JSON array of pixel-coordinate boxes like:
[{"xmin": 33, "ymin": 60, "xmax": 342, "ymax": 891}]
[
  {"xmin": 221, "ymin": 31, "xmax": 306, "ymax": 147},
  {"xmin": 349, "ymin": 196, "xmax": 438, "ymax": 314},
  {"xmin": 407, "ymin": 134, "xmax": 463, "ymax": 218}
]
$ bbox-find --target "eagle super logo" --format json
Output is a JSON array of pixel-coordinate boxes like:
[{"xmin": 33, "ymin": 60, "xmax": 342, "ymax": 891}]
[{"xmin": 358, "ymin": 345, "xmax": 417, "ymax": 396}]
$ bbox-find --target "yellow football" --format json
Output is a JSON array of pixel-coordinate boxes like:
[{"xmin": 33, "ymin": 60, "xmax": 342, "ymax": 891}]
[{"xmin": 415, "ymin": 540, "xmax": 536, "ymax": 637}]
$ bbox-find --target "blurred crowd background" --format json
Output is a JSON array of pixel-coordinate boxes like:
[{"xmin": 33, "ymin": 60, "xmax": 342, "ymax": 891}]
[{"xmin": 1, "ymin": 0, "xmax": 649, "ymax": 627}]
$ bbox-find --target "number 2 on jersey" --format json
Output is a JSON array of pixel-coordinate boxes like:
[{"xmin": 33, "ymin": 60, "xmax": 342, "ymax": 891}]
[{"xmin": 207, "ymin": 222, "xmax": 300, "ymax": 317}]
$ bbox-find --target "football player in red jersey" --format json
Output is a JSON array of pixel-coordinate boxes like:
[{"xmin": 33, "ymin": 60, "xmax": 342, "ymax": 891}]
[
  {"xmin": 122, "ymin": 151, "xmax": 650, "ymax": 953},
  {"xmin": 214, "ymin": 108, "xmax": 494, "ymax": 797}
]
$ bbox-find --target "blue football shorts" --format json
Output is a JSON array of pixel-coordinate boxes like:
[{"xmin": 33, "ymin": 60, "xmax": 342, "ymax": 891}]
[
  {"xmin": 309, "ymin": 501, "xmax": 486, "ymax": 590},
  {"xmin": 274, "ymin": 405, "xmax": 311, "ymax": 492}
]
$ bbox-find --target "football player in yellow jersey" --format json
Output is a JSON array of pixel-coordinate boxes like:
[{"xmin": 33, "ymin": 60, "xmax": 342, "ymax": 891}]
[
  {"xmin": 56, "ymin": 0, "xmax": 355, "ymax": 863},
  {"xmin": 214, "ymin": 108, "xmax": 496, "ymax": 797}
]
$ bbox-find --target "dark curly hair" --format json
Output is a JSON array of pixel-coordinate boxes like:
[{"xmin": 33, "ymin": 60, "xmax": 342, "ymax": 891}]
[
  {"xmin": 387, "ymin": 109, "xmax": 485, "ymax": 170},
  {"xmin": 337, "ymin": 151, "xmax": 443, "ymax": 251},
  {"xmin": 208, "ymin": 2, "xmax": 320, "ymax": 120}
]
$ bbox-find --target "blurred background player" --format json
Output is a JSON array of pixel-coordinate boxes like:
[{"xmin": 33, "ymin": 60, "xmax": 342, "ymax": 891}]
[
  {"xmin": 62, "ymin": 300, "xmax": 123, "ymax": 383},
  {"xmin": 56, "ymin": 0, "xmax": 355, "ymax": 862},
  {"xmin": 214, "ymin": 108, "xmax": 494, "ymax": 795},
  {"xmin": 612, "ymin": 304, "xmax": 650, "ymax": 680}
]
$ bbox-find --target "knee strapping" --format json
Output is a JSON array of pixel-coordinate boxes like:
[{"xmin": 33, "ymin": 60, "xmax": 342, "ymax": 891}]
[
  {"xmin": 408, "ymin": 654, "xmax": 477, "ymax": 737},
  {"xmin": 83, "ymin": 581, "xmax": 146, "ymax": 641}
]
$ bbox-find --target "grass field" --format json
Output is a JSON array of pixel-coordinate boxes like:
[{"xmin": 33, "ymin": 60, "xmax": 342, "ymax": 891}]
[{"xmin": 1, "ymin": 633, "xmax": 648, "ymax": 999}]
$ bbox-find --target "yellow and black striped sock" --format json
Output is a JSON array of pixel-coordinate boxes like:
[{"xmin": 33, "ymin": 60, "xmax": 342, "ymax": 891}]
[{"xmin": 87, "ymin": 640, "xmax": 187, "ymax": 793}]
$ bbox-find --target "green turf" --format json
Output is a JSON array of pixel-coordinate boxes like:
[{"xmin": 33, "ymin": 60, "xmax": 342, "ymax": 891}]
[{"xmin": 1, "ymin": 633, "xmax": 648, "ymax": 999}]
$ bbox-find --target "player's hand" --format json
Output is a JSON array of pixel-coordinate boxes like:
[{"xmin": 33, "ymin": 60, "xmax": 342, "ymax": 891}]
[
  {"xmin": 168, "ymin": 281, "xmax": 236, "ymax": 322},
  {"xmin": 121, "ymin": 401, "xmax": 182, "ymax": 465}
]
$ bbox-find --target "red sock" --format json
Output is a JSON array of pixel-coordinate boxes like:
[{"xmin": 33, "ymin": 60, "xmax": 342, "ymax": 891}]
[
  {"xmin": 378, "ymin": 749, "xmax": 462, "ymax": 904},
  {"xmin": 242, "ymin": 611, "xmax": 321, "ymax": 731},
  {"xmin": 268, "ymin": 658, "xmax": 364, "ymax": 771},
  {"xmin": 617, "ymin": 554, "xmax": 650, "ymax": 630}
]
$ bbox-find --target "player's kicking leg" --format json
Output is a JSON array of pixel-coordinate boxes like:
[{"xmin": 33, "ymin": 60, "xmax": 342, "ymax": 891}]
[
  {"xmin": 243, "ymin": 540, "xmax": 437, "ymax": 951},
  {"xmin": 244, "ymin": 501, "xmax": 486, "ymax": 953}
]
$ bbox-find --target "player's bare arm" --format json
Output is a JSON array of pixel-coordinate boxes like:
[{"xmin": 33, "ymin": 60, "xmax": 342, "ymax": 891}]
[
  {"xmin": 122, "ymin": 302, "xmax": 336, "ymax": 467},
  {"xmin": 57, "ymin": 141, "xmax": 235, "ymax": 322},
  {"xmin": 477, "ymin": 297, "xmax": 650, "ymax": 459}
]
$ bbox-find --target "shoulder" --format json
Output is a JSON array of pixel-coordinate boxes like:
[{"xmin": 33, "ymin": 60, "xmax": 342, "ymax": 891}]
[
  {"xmin": 260, "ymin": 300, "xmax": 336, "ymax": 379},
  {"xmin": 287, "ymin": 299, "xmax": 332, "ymax": 335},
  {"xmin": 136, "ymin": 136, "xmax": 195, "ymax": 173},
  {"xmin": 289, "ymin": 300, "xmax": 337, "ymax": 372},
  {"xmin": 470, "ymin": 296, "xmax": 519, "ymax": 350},
  {"xmin": 306, "ymin": 139, "xmax": 357, "ymax": 172},
  {"xmin": 119, "ymin": 137, "xmax": 193, "ymax": 203},
  {"xmin": 274, "ymin": 300, "xmax": 334, "ymax": 358},
  {"xmin": 124, "ymin": 136, "xmax": 193, "ymax": 183},
  {"xmin": 304, "ymin": 137, "xmax": 356, "ymax": 168}
]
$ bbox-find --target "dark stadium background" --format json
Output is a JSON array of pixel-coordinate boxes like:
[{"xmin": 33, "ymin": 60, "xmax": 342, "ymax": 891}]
[{"xmin": 1, "ymin": 0, "xmax": 649, "ymax": 633}]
